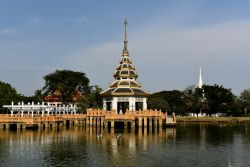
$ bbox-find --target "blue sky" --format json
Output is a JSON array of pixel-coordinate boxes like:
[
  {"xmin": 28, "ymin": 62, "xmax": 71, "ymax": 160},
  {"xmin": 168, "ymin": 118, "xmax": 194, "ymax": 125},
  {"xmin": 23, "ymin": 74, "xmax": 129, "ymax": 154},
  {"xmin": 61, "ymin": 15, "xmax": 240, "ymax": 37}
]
[{"xmin": 1, "ymin": 0, "xmax": 250, "ymax": 95}]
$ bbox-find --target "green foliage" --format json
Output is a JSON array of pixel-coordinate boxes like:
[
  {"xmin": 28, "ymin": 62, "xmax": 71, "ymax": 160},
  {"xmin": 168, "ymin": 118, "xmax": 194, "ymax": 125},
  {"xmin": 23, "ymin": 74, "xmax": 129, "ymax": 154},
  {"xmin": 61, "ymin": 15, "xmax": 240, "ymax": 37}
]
[
  {"xmin": 42, "ymin": 69, "xmax": 90, "ymax": 103},
  {"xmin": 183, "ymin": 88, "xmax": 201, "ymax": 116},
  {"xmin": 0, "ymin": 81, "xmax": 21, "ymax": 113},
  {"xmin": 202, "ymin": 84, "xmax": 235, "ymax": 115},
  {"xmin": 78, "ymin": 85, "xmax": 103, "ymax": 113},
  {"xmin": 87, "ymin": 85, "xmax": 103, "ymax": 109},
  {"xmin": 148, "ymin": 97, "xmax": 169, "ymax": 112},
  {"xmin": 148, "ymin": 85, "xmax": 237, "ymax": 116},
  {"xmin": 238, "ymin": 89, "xmax": 250, "ymax": 115},
  {"xmin": 33, "ymin": 89, "xmax": 45, "ymax": 103},
  {"xmin": 148, "ymin": 90, "xmax": 186, "ymax": 115}
]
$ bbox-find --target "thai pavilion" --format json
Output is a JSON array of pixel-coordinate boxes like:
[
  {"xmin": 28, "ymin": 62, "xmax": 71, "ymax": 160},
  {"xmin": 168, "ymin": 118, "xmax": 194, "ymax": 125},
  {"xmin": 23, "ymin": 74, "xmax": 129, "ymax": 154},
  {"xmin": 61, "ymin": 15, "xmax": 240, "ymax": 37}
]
[{"xmin": 100, "ymin": 19, "xmax": 149, "ymax": 114}]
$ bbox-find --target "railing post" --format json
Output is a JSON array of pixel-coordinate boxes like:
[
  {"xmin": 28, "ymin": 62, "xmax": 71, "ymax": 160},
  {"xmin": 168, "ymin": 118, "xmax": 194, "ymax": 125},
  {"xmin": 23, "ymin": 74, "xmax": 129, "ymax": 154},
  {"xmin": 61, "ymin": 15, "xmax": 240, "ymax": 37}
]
[
  {"xmin": 97, "ymin": 117, "xmax": 100, "ymax": 127},
  {"xmin": 152, "ymin": 117, "xmax": 156, "ymax": 127},
  {"xmin": 159, "ymin": 118, "xmax": 162, "ymax": 127},
  {"xmin": 89, "ymin": 117, "xmax": 93, "ymax": 126},
  {"xmin": 131, "ymin": 121, "xmax": 135, "ymax": 128},
  {"xmin": 144, "ymin": 117, "xmax": 147, "ymax": 127},
  {"xmin": 138, "ymin": 117, "xmax": 142, "ymax": 127},
  {"xmin": 100, "ymin": 117, "xmax": 104, "ymax": 128},
  {"xmin": 111, "ymin": 120, "xmax": 114, "ymax": 128}
]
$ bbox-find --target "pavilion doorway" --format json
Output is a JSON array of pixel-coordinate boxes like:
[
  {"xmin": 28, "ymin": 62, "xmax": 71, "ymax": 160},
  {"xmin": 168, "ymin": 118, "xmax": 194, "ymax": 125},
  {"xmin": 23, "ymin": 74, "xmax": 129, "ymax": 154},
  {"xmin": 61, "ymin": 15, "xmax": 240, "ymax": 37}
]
[
  {"xmin": 135, "ymin": 102, "xmax": 143, "ymax": 111},
  {"xmin": 106, "ymin": 102, "xmax": 112, "ymax": 111},
  {"xmin": 117, "ymin": 102, "xmax": 129, "ymax": 114}
]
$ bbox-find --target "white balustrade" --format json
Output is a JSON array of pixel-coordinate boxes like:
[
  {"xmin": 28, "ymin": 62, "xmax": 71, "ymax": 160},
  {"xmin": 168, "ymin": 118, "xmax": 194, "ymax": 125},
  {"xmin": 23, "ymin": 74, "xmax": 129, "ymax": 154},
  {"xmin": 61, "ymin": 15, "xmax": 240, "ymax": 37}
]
[{"xmin": 3, "ymin": 101, "xmax": 79, "ymax": 117}]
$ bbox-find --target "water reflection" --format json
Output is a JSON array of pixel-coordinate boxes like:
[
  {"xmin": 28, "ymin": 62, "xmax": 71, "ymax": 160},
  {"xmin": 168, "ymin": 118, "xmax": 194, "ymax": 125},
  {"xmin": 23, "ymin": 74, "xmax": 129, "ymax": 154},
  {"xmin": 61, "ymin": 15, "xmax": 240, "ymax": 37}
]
[{"xmin": 0, "ymin": 123, "xmax": 250, "ymax": 167}]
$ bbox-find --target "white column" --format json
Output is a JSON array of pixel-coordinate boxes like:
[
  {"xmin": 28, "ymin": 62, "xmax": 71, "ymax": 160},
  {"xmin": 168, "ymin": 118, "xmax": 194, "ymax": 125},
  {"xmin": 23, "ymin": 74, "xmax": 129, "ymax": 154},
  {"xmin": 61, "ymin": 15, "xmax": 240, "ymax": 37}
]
[
  {"xmin": 112, "ymin": 97, "xmax": 117, "ymax": 113},
  {"xmin": 103, "ymin": 99, "xmax": 106, "ymax": 111},
  {"xmin": 143, "ymin": 98, "xmax": 147, "ymax": 110},
  {"xmin": 129, "ymin": 97, "xmax": 135, "ymax": 111}
]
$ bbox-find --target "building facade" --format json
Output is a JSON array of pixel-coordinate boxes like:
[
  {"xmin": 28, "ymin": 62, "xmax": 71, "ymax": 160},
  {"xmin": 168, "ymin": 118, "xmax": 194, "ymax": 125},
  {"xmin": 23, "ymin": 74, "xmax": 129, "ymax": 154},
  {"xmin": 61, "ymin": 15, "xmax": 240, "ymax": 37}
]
[{"xmin": 101, "ymin": 19, "xmax": 149, "ymax": 114}]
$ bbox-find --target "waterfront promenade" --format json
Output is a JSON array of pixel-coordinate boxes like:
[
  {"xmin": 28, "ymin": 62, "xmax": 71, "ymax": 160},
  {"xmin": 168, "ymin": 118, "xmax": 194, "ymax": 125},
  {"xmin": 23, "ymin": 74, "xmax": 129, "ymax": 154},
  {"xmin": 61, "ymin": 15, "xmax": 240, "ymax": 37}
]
[{"xmin": 0, "ymin": 109, "xmax": 176, "ymax": 130}]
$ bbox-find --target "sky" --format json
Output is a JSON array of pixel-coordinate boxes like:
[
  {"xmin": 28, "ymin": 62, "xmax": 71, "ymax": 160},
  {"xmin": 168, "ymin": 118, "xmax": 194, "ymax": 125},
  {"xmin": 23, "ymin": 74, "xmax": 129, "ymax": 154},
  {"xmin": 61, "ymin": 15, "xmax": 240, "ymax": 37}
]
[{"xmin": 1, "ymin": 0, "xmax": 250, "ymax": 96}]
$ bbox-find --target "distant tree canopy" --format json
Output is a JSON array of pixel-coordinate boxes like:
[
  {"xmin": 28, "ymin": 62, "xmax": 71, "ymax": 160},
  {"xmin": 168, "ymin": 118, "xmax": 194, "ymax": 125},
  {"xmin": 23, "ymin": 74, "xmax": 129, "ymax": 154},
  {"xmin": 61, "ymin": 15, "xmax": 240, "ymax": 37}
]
[
  {"xmin": 148, "ymin": 84, "xmax": 237, "ymax": 116},
  {"xmin": 42, "ymin": 70, "xmax": 90, "ymax": 103},
  {"xmin": 202, "ymin": 84, "xmax": 235, "ymax": 115},
  {"xmin": 148, "ymin": 90, "xmax": 186, "ymax": 115},
  {"xmin": 238, "ymin": 89, "xmax": 250, "ymax": 115}
]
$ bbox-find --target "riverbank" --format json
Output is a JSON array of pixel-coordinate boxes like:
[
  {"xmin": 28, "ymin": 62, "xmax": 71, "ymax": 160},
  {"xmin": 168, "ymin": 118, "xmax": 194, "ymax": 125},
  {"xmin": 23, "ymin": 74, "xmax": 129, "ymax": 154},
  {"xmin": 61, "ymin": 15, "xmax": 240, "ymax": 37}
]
[{"xmin": 177, "ymin": 117, "xmax": 250, "ymax": 123}]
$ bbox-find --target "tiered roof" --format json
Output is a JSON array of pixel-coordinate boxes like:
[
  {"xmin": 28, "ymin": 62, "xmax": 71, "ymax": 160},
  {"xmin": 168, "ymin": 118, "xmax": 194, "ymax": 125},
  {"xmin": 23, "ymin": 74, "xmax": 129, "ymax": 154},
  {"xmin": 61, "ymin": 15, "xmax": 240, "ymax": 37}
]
[{"xmin": 101, "ymin": 19, "xmax": 149, "ymax": 97}]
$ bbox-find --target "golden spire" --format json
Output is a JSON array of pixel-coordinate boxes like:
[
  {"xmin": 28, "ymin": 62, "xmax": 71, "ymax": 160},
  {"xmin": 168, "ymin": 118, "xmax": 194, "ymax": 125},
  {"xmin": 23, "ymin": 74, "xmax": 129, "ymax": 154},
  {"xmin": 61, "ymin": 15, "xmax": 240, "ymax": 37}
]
[{"xmin": 123, "ymin": 17, "xmax": 128, "ymax": 54}]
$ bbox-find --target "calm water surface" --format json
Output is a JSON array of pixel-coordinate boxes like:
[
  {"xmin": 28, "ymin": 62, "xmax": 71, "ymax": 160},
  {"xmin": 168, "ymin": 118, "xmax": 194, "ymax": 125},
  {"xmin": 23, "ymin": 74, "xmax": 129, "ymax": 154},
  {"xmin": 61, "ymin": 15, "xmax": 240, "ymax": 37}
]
[{"xmin": 0, "ymin": 123, "xmax": 250, "ymax": 167}]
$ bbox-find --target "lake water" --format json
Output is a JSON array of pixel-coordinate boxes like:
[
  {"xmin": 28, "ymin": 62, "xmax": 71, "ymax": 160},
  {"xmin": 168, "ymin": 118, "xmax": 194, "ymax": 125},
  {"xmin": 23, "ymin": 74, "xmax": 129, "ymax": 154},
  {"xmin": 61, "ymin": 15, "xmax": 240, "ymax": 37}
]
[{"xmin": 0, "ymin": 123, "xmax": 250, "ymax": 167}]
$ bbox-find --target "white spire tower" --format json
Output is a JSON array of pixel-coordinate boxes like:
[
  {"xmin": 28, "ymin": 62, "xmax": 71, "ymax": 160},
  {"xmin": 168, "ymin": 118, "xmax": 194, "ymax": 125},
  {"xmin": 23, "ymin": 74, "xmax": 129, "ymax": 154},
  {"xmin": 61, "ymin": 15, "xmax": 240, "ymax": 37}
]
[{"xmin": 198, "ymin": 67, "xmax": 203, "ymax": 88}]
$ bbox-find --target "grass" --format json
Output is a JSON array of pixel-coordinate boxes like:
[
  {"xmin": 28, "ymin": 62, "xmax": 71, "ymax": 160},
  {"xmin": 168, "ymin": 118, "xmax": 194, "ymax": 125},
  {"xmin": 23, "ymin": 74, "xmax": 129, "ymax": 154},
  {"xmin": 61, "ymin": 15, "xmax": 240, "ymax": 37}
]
[{"xmin": 176, "ymin": 116, "xmax": 250, "ymax": 123}]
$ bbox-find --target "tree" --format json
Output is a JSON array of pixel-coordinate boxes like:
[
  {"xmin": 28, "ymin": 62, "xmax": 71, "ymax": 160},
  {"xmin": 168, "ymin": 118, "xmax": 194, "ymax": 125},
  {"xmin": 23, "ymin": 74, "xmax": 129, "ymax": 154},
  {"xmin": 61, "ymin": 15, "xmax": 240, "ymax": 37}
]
[
  {"xmin": 42, "ymin": 70, "xmax": 90, "ymax": 103},
  {"xmin": 148, "ymin": 90, "xmax": 186, "ymax": 115},
  {"xmin": 0, "ymin": 81, "xmax": 21, "ymax": 113},
  {"xmin": 86, "ymin": 85, "xmax": 103, "ymax": 109},
  {"xmin": 76, "ymin": 86, "xmax": 103, "ymax": 113},
  {"xmin": 183, "ymin": 88, "xmax": 202, "ymax": 116},
  {"xmin": 202, "ymin": 84, "xmax": 235, "ymax": 116},
  {"xmin": 148, "ymin": 97, "xmax": 169, "ymax": 113},
  {"xmin": 239, "ymin": 89, "xmax": 250, "ymax": 115},
  {"xmin": 32, "ymin": 89, "xmax": 45, "ymax": 103}
]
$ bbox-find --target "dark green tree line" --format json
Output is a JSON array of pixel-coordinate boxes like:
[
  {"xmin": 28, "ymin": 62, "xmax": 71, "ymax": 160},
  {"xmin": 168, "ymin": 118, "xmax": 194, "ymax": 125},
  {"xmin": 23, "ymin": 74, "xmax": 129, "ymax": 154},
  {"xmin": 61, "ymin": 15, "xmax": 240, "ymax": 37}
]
[{"xmin": 148, "ymin": 84, "xmax": 239, "ymax": 116}]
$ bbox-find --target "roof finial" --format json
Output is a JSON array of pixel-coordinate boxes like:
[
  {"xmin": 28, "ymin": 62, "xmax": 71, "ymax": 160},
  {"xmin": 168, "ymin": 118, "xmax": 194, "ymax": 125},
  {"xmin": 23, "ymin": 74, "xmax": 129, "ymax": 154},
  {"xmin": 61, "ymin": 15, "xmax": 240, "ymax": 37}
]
[{"xmin": 123, "ymin": 17, "xmax": 128, "ymax": 52}]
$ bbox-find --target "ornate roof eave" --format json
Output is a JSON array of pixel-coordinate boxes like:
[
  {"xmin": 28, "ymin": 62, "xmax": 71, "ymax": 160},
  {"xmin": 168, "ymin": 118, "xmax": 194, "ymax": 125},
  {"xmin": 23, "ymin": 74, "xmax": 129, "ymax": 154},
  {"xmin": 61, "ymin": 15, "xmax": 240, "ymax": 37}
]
[
  {"xmin": 113, "ymin": 74, "xmax": 138, "ymax": 78},
  {"xmin": 101, "ymin": 92, "xmax": 150, "ymax": 97},
  {"xmin": 116, "ymin": 67, "xmax": 135, "ymax": 70},
  {"xmin": 110, "ymin": 85, "xmax": 141, "ymax": 88},
  {"xmin": 100, "ymin": 88, "xmax": 150, "ymax": 97}
]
